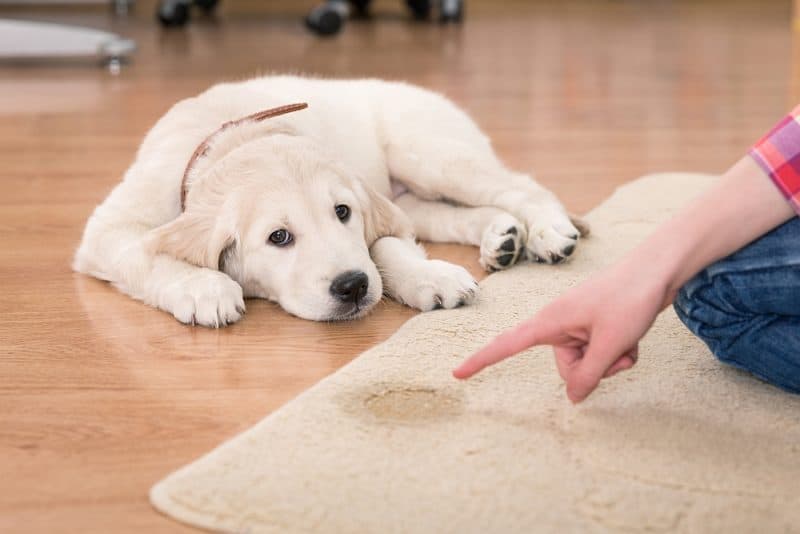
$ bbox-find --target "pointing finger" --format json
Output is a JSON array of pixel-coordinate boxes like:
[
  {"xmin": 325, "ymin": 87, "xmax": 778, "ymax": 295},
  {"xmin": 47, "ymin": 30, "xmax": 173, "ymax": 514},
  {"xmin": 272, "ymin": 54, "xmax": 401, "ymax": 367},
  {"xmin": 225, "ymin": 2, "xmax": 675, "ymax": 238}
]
[{"xmin": 453, "ymin": 315, "xmax": 562, "ymax": 379}]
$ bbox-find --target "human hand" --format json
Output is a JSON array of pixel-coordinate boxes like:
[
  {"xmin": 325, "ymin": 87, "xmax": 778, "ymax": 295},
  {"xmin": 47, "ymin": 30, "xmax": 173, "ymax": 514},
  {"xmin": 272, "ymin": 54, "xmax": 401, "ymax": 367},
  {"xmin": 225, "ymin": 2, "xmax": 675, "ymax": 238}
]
[{"xmin": 452, "ymin": 262, "xmax": 669, "ymax": 403}]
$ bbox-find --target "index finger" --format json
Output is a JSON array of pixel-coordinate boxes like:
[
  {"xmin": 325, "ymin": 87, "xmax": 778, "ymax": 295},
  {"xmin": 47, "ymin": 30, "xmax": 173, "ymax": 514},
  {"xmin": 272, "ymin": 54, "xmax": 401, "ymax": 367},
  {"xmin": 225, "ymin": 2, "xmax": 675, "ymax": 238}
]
[{"xmin": 452, "ymin": 316, "xmax": 559, "ymax": 379}]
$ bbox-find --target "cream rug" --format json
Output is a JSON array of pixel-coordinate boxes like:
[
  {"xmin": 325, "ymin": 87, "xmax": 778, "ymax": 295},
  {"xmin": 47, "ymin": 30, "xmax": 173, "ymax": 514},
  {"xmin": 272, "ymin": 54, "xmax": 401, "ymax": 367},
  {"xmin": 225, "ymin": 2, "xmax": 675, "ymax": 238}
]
[{"xmin": 151, "ymin": 174, "xmax": 800, "ymax": 533}]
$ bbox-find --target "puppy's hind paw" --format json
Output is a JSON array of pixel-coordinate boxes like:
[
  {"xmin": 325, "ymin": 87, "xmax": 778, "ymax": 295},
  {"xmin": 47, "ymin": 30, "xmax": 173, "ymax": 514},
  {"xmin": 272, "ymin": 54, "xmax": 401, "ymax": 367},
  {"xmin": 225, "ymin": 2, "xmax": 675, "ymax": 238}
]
[
  {"xmin": 522, "ymin": 205, "xmax": 585, "ymax": 265},
  {"xmin": 480, "ymin": 213, "xmax": 526, "ymax": 273}
]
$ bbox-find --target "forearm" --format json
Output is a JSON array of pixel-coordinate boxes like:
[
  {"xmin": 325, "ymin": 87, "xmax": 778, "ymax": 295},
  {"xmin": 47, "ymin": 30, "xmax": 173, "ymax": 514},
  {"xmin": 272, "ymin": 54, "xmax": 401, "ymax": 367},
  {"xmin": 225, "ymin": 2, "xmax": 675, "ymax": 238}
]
[{"xmin": 620, "ymin": 156, "xmax": 796, "ymax": 307}]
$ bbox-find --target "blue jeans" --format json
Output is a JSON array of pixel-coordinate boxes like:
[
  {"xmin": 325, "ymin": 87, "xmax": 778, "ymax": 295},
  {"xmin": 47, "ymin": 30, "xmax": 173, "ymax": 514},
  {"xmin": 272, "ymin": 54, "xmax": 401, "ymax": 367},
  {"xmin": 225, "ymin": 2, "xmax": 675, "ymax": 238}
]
[{"xmin": 673, "ymin": 217, "xmax": 800, "ymax": 394}]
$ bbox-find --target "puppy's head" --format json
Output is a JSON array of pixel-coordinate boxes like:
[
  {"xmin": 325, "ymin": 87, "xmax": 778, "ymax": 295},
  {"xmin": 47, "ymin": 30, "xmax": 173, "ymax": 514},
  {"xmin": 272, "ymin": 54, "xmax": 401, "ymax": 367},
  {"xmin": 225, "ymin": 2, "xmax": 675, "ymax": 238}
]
[{"xmin": 149, "ymin": 106, "xmax": 411, "ymax": 321}]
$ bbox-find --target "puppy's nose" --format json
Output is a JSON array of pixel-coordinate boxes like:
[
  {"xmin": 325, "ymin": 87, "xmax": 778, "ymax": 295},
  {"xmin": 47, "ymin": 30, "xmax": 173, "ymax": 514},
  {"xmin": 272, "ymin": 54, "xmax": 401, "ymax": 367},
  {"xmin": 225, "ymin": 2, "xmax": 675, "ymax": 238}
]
[{"xmin": 330, "ymin": 271, "xmax": 369, "ymax": 303}]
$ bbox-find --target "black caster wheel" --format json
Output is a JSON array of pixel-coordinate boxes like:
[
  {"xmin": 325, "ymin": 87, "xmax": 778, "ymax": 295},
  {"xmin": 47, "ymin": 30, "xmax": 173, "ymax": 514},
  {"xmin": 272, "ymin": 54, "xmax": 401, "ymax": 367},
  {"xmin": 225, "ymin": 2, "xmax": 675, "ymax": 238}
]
[
  {"xmin": 194, "ymin": 0, "xmax": 219, "ymax": 12},
  {"xmin": 439, "ymin": 0, "xmax": 463, "ymax": 23},
  {"xmin": 157, "ymin": 1, "xmax": 190, "ymax": 27},
  {"xmin": 406, "ymin": 0, "xmax": 431, "ymax": 20},
  {"xmin": 306, "ymin": 3, "xmax": 347, "ymax": 36}
]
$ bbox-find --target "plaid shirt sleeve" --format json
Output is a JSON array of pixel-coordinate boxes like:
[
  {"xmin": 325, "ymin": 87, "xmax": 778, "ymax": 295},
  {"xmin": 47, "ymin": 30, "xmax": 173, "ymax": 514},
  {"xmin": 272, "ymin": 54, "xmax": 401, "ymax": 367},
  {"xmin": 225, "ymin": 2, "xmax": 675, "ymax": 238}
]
[{"xmin": 749, "ymin": 105, "xmax": 800, "ymax": 216}]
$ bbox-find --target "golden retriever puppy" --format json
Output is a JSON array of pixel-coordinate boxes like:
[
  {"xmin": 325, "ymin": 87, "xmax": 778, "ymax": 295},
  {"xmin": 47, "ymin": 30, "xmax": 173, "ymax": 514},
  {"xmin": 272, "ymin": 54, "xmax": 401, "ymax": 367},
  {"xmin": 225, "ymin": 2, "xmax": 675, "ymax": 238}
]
[{"xmin": 74, "ymin": 76, "xmax": 587, "ymax": 326}]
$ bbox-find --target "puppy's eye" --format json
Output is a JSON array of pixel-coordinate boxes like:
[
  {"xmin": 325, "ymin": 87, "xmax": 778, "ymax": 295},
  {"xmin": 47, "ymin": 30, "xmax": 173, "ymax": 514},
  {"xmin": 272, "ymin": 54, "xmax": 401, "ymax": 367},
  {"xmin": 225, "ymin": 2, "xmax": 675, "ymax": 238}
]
[
  {"xmin": 268, "ymin": 229, "xmax": 293, "ymax": 247},
  {"xmin": 335, "ymin": 204, "xmax": 350, "ymax": 222}
]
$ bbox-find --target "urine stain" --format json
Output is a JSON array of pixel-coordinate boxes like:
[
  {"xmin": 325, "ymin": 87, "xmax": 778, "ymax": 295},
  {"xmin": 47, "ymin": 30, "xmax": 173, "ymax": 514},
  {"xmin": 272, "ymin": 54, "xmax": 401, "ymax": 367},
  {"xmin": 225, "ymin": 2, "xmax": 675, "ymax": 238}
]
[{"xmin": 361, "ymin": 386, "xmax": 463, "ymax": 424}]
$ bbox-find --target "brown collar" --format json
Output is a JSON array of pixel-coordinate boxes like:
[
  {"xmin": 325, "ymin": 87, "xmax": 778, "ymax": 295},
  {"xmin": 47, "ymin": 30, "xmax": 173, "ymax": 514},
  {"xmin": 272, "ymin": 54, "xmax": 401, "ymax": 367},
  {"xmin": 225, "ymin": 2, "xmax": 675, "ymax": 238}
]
[{"xmin": 180, "ymin": 102, "xmax": 308, "ymax": 211}]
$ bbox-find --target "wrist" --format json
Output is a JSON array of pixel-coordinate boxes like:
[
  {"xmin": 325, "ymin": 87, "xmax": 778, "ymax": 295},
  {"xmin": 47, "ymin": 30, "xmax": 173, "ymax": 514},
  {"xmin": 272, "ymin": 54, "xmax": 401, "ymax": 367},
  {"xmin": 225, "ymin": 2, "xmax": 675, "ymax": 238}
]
[{"xmin": 614, "ymin": 229, "xmax": 693, "ymax": 309}]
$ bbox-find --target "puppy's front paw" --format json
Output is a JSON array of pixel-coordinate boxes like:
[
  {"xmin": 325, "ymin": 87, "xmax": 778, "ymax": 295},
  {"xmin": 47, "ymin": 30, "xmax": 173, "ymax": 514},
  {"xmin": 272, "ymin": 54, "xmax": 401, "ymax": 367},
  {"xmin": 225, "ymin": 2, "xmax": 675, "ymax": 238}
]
[
  {"xmin": 395, "ymin": 260, "xmax": 479, "ymax": 312},
  {"xmin": 159, "ymin": 270, "xmax": 245, "ymax": 327},
  {"xmin": 525, "ymin": 207, "xmax": 581, "ymax": 265},
  {"xmin": 480, "ymin": 213, "xmax": 527, "ymax": 272}
]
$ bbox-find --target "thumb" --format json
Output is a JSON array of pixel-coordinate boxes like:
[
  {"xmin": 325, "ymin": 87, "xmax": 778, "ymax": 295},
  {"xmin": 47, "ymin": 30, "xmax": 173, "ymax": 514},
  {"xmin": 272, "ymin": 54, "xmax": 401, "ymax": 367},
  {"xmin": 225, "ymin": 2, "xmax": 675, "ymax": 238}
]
[{"xmin": 564, "ymin": 331, "xmax": 626, "ymax": 403}]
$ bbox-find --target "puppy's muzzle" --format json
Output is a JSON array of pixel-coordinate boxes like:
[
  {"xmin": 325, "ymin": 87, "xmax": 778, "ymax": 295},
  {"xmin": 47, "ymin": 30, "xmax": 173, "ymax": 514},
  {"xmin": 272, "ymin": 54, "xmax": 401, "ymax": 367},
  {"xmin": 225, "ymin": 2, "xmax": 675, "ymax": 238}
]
[{"xmin": 330, "ymin": 270, "xmax": 369, "ymax": 305}]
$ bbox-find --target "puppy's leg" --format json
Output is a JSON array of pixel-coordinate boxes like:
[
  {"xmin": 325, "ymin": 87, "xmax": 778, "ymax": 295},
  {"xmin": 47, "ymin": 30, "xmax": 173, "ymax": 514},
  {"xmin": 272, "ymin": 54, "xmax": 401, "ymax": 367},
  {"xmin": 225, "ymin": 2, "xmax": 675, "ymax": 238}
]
[
  {"xmin": 394, "ymin": 193, "xmax": 526, "ymax": 272},
  {"xmin": 147, "ymin": 254, "xmax": 245, "ymax": 327},
  {"xmin": 370, "ymin": 236, "xmax": 479, "ymax": 311},
  {"xmin": 386, "ymin": 138, "xmax": 586, "ymax": 264},
  {"xmin": 74, "ymin": 221, "xmax": 244, "ymax": 327}
]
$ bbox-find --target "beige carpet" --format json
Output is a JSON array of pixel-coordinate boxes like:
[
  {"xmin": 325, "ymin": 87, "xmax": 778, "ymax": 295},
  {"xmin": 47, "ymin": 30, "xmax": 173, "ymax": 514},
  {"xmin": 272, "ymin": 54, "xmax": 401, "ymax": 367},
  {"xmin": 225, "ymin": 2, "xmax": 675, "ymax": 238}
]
[{"xmin": 151, "ymin": 174, "xmax": 800, "ymax": 533}]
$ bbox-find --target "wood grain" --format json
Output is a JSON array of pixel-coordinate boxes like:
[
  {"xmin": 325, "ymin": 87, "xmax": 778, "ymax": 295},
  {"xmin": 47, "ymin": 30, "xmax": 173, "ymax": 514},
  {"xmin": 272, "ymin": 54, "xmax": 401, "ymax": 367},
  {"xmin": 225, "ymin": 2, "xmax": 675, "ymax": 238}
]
[{"xmin": 0, "ymin": 1, "xmax": 796, "ymax": 532}]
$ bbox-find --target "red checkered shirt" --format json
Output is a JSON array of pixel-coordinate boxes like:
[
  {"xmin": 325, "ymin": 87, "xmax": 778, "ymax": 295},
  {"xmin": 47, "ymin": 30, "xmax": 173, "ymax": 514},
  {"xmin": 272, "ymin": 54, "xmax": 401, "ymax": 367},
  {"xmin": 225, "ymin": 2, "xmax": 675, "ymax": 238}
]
[{"xmin": 749, "ymin": 105, "xmax": 800, "ymax": 215}]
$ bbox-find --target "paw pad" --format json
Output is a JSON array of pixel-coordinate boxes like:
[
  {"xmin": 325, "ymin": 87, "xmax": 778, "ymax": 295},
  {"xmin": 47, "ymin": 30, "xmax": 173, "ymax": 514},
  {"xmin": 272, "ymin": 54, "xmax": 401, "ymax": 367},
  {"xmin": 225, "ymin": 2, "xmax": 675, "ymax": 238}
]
[
  {"xmin": 524, "ymin": 213, "xmax": 582, "ymax": 265},
  {"xmin": 480, "ymin": 215, "xmax": 526, "ymax": 273}
]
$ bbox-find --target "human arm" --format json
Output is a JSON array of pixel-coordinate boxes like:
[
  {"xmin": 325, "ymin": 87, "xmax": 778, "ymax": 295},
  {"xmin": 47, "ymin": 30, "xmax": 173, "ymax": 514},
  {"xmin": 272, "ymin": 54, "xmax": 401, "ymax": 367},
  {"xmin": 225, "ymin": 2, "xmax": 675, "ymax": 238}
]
[{"xmin": 453, "ymin": 155, "xmax": 796, "ymax": 403}]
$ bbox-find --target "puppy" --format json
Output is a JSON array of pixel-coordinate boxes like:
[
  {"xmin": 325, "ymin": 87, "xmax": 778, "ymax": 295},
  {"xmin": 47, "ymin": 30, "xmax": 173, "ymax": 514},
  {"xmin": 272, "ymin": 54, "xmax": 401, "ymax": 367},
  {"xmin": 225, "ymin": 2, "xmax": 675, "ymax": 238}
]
[{"xmin": 74, "ymin": 76, "xmax": 587, "ymax": 325}]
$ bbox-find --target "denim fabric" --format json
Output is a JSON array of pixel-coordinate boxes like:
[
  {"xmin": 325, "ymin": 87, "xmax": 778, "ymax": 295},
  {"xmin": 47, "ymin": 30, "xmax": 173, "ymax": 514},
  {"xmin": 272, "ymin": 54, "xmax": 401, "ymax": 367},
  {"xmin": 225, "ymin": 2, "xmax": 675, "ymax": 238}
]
[{"xmin": 673, "ymin": 217, "xmax": 800, "ymax": 393}]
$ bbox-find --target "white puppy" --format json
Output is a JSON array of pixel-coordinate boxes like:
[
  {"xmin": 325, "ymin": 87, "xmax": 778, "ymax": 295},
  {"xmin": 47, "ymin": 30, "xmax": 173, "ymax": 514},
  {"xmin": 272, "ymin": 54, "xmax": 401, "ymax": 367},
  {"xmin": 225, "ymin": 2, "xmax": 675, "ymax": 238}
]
[{"xmin": 74, "ymin": 76, "xmax": 587, "ymax": 326}]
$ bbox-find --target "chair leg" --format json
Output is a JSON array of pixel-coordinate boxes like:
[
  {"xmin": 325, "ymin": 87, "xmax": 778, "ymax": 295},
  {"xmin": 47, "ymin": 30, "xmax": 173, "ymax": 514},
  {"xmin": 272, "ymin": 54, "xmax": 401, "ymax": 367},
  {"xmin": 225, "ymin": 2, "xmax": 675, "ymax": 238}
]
[{"xmin": 0, "ymin": 19, "xmax": 135, "ymax": 71}]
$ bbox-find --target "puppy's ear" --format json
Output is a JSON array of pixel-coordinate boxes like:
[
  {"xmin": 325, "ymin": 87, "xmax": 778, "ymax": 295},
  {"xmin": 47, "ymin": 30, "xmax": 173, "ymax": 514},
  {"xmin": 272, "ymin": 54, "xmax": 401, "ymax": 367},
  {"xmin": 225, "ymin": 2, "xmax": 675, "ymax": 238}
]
[
  {"xmin": 182, "ymin": 103, "xmax": 308, "ymax": 210},
  {"xmin": 148, "ymin": 211, "xmax": 238, "ymax": 271},
  {"xmin": 354, "ymin": 181, "xmax": 414, "ymax": 245}
]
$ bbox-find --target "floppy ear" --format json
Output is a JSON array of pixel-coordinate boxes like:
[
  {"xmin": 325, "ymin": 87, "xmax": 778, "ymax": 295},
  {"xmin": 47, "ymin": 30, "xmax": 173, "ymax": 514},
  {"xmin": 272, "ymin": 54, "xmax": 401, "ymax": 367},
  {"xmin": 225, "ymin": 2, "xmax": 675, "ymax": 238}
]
[
  {"xmin": 354, "ymin": 181, "xmax": 415, "ymax": 245},
  {"xmin": 148, "ymin": 211, "xmax": 238, "ymax": 271}
]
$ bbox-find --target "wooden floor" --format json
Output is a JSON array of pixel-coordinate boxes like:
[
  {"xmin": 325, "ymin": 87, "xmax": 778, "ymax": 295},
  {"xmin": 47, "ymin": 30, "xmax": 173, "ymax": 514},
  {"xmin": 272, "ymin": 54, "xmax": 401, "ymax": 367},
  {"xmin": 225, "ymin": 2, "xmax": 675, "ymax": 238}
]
[{"xmin": 1, "ymin": 1, "xmax": 797, "ymax": 532}]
